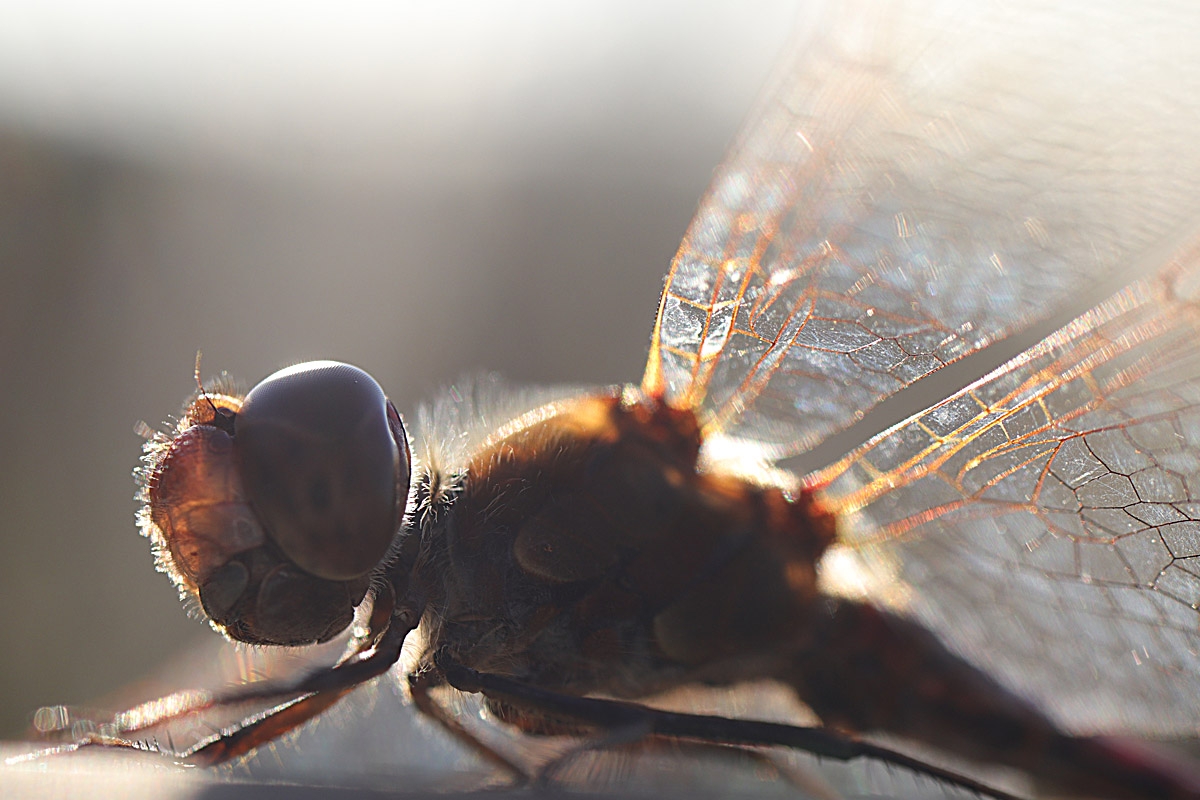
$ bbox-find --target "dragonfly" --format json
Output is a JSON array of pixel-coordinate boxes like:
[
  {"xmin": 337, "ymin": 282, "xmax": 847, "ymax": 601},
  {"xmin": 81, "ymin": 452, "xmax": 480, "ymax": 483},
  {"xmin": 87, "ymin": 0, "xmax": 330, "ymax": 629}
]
[{"xmin": 16, "ymin": 1, "xmax": 1200, "ymax": 797}]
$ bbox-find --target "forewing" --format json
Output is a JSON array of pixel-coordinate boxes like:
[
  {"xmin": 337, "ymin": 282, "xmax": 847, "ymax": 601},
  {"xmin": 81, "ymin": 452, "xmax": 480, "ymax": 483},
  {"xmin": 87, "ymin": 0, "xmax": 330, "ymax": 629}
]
[
  {"xmin": 815, "ymin": 244, "xmax": 1200, "ymax": 736},
  {"xmin": 643, "ymin": 0, "xmax": 1200, "ymax": 458}
]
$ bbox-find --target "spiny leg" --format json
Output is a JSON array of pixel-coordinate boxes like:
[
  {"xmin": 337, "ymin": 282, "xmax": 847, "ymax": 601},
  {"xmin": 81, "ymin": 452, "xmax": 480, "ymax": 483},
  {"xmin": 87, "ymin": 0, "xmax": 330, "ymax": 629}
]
[
  {"xmin": 406, "ymin": 665, "xmax": 530, "ymax": 785},
  {"xmin": 174, "ymin": 609, "xmax": 415, "ymax": 768},
  {"xmin": 484, "ymin": 694, "xmax": 810, "ymax": 795},
  {"xmin": 530, "ymin": 715, "xmax": 843, "ymax": 800},
  {"xmin": 10, "ymin": 593, "xmax": 415, "ymax": 768},
  {"xmin": 435, "ymin": 651, "xmax": 1026, "ymax": 800}
]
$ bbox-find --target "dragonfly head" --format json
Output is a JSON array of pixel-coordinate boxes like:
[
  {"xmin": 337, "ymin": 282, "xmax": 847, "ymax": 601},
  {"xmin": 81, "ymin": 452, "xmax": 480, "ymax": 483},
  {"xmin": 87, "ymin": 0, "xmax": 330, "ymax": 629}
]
[{"xmin": 139, "ymin": 361, "xmax": 412, "ymax": 646}]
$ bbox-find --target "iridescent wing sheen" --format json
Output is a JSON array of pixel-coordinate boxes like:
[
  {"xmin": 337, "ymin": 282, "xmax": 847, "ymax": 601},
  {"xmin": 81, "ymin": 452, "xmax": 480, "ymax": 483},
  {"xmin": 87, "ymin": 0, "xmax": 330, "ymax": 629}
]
[
  {"xmin": 814, "ymin": 243, "xmax": 1200, "ymax": 736},
  {"xmin": 642, "ymin": 0, "xmax": 1200, "ymax": 459}
]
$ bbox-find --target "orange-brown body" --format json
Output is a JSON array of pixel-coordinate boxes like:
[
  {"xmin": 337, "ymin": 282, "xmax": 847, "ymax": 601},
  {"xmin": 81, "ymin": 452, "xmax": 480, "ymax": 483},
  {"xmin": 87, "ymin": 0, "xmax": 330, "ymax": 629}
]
[
  {"xmin": 407, "ymin": 391, "xmax": 1199, "ymax": 798},
  {"xmin": 416, "ymin": 392, "xmax": 836, "ymax": 702}
]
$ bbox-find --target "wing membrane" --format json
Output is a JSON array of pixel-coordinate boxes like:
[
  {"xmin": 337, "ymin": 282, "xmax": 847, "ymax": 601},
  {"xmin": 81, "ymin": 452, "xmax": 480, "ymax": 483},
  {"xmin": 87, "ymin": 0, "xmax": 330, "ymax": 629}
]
[
  {"xmin": 644, "ymin": 0, "xmax": 1200, "ymax": 458},
  {"xmin": 815, "ymin": 242, "xmax": 1200, "ymax": 735}
]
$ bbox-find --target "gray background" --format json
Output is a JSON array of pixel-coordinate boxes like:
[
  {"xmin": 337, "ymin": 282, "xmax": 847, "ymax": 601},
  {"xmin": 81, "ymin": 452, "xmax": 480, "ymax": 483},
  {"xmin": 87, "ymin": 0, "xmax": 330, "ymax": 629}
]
[{"xmin": 0, "ymin": 1, "xmax": 799, "ymax": 739}]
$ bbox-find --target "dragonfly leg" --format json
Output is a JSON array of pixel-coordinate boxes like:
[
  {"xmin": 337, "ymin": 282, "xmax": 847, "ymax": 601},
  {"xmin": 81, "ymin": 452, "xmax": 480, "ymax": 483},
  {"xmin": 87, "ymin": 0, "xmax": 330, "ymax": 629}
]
[
  {"xmin": 10, "ymin": 590, "xmax": 415, "ymax": 768},
  {"xmin": 171, "ymin": 596, "xmax": 419, "ymax": 765},
  {"xmin": 434, "ymin": 649, "xmax": 1026, "ymax": 800},
  {"xmin": 485, "ymin": 693, "xmax": 835, "ymax": 796},
  {"xmin": 174, "ymin": 684, "xmax": 361, "ymax": 766},
  {"xmin": 406, "ymin": 665, "xmax": 530, "ymax": 784},
  {"xmin": 531, "ymin": 717, "xmax": 842, "ymax": 799}
]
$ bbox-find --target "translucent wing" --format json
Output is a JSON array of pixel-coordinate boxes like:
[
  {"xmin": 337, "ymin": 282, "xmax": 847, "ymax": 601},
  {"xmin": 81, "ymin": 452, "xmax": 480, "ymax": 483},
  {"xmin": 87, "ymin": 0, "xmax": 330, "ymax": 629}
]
[
  {"xmin": 643, "ymin": 0, "xmax": 1200, "ymax": 458},
  {"xmin": 815, "ymin": 242, "xmax": 1200, "ymax": 736}
]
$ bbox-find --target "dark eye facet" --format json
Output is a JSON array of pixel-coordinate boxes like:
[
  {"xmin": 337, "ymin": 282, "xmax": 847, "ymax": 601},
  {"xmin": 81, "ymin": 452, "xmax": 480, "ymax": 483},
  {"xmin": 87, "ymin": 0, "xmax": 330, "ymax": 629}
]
[{"xmin": 234, "ymin": 361, "xmax": 410, "ymax": 582}]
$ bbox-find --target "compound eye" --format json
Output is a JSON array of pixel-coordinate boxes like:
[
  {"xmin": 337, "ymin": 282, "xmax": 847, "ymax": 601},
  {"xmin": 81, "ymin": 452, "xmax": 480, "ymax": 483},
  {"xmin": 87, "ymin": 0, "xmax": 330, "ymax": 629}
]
[{"xmin": 234, "ymin": 361, "xmax": 410, "ymax": 581}]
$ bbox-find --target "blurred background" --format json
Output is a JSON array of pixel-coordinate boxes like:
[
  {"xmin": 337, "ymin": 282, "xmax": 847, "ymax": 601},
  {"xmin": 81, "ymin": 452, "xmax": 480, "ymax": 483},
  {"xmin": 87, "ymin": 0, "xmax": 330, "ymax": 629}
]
[{"xmin": 0, "ymin": 0, "xmax": 800, "ymax": 739}]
